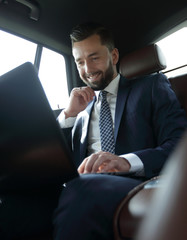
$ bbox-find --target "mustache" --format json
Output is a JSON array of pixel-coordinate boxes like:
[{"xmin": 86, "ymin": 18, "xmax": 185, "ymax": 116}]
[{"xmin": 85, "ymin": 71, "xmax": 101, "ymax": 78}]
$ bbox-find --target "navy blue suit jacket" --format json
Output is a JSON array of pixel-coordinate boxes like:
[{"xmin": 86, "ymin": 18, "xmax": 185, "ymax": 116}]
[{"xmin": 69, "ymin": 73, "xmax": 187, "ymax": 178}]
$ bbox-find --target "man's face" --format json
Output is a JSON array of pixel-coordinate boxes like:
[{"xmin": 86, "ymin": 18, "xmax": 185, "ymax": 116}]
[{"xmin": 72, "ymin": 34, "xmax": 119, "ymax": 90}]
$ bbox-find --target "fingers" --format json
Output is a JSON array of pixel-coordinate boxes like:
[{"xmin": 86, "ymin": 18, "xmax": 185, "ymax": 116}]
[
  {"xmin": 97, "ymin": 160, "xmax": 119, "ymax": 172},
  {"xmin": 78, "ymin": 153, "xmax": 99, "ymax": 174},
  {"xmin": 65, "ymin": 86, "xmax": 95, "ymax": 117},
  {"xmin": 91, "ymin": 152, "xmax": 111, "ymax": 172},
  {"xmin": 72, "ymin": 86, "xmax": 95, "ymax": 103},
  {"xmin": 78, "ymin": 152, "xmax": 131, "ymax": 174},
  {"xmin": 85, "ymin": 152, "xmax": 102, "ymax": 173},
  {"xmin": 78, "ymin": 158, "xmax": 87, "ymax": 174},
  {"xmin": 98, "ymin": 163, "xmax": 118, "ymax": 173},
  {"xmin": 98, "ymin": 157, "xmax": 130, "ymax": 173}
]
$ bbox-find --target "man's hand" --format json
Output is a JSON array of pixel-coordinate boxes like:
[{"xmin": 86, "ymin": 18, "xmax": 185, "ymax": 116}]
[
  {"xmin": 64, "ymin": 86, "xmax": 95, "ymax": 118},
  {"xmin": 78, "ymin": 151, "xmax": 131, "ymax": 174}
]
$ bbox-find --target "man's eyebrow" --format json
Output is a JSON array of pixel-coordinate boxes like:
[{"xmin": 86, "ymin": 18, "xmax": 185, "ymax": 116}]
[
  {"xmin": 75, "ymin": 57, "xmax": 82, "ymax": 63},
  {"xmin": 88, "ymin": 52, "xmax": 98, "ymax": 58}
]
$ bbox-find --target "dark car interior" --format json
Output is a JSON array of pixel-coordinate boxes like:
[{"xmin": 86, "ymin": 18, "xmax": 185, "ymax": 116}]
[{"xmin": 0, "ymin": 0, "xmax": 187, "ymax": 239}]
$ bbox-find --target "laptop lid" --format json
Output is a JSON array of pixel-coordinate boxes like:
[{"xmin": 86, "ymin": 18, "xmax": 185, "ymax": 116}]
[{"xmin": 0, "ymin": 62, "xmax": 78, "ymax": 190}]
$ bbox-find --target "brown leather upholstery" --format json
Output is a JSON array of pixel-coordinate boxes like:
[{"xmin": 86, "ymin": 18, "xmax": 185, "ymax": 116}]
[
  {"xmin": 113, "ymin": 177, "xmax": 160, "ymax": 240},
  {"xmin": 119, "ymin": 44, "xmax": 167, "ymax": 79},
  {"xmin": 119, "ymin": 42, "xmax": 187, "ymax": 114}
]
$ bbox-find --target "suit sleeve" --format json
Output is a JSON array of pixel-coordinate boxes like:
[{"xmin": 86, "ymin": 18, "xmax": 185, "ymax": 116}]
[{"xmin": 134, "ymin": 73, "xmax": 187, "ymax": 178}]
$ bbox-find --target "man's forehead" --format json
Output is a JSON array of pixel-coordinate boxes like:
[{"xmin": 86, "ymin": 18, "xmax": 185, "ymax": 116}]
[{"xmin": 72, "ymin": 35, "xmax": 107, "ymax": 60}]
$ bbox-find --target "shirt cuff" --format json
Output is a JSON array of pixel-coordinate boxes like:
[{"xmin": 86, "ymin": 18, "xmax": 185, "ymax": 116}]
[
  {"xmin": 57, "ymin": 110, "xmax": 76, "ymax": 128},
  {"xmin": 120, "ymin": 153, "xmax": 145, "ymax": 176}
]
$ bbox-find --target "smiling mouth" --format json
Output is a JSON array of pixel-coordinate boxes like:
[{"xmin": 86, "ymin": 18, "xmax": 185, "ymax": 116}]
[{"xmin": 86, "ymin": 72, "xmax": 101, "ymax": 82}]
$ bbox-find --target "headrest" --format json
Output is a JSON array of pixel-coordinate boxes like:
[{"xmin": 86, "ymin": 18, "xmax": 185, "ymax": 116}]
[{"xmin": 120, "ymin": 44, "xmax": 167, "ymax": 79}]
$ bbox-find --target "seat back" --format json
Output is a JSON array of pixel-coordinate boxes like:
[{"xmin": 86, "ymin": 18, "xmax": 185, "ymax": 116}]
[
  {"xmin": 120, "ymin": 43, "xmax": 187, "ymax": 116},
  {"xmin": 119, "ymin": 43, "xmax": 166, "ymax": 79}
]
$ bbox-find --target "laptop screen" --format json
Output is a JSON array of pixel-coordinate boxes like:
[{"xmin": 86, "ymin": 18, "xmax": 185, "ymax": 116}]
[{"xmin": 0, "ymin": 62, "xmax": 78, "ymax": 191}]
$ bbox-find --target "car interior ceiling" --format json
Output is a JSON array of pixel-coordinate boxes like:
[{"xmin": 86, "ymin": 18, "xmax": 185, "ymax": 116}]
[{"xmin": 0, "ymin": 0, "xmax": 187, "ymax": 58}]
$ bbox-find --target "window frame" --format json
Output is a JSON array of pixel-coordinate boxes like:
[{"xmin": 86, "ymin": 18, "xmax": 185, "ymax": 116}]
[{"xmin": 156, "ymin": 20, "xmax": 187, "ymax": 77}]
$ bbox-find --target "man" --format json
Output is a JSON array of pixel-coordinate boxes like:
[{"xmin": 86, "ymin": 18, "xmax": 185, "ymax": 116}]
[{"xmin": 53, "ymin": 22, "xmax": 187, "ymax": 239}]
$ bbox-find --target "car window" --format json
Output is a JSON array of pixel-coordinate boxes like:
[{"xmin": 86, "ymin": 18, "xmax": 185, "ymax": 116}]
[
  {"xmin": 39, "ymin": 47, "xmax": 69, "ymax": 110},
  {"xmin": 157, "ymin": 27, "xmax": 187, "ymax": 78},
  {"xmin": 0, "ymin": 30, "xmax": 36, "ymax": 75},
  {"xmin": 0, "ymin": 29, "xmax": 69, "ymax": 110}
]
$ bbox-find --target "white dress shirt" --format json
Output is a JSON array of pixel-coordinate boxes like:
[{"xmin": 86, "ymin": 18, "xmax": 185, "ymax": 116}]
[{"xmin": 58, "ymin": 74, "xmax": 144, "ymax": 174}]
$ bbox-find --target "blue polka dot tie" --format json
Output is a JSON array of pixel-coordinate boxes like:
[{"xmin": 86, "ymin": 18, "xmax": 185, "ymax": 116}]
[{"xmin": 99, "ymin": 91, "xmax": 115, "ymax": 154}]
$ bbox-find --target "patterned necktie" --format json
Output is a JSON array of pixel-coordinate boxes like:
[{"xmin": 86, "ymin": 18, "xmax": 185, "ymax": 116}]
[{"xmin": 99, "ymin": 91, "xmax": 115, "ymax": 154}]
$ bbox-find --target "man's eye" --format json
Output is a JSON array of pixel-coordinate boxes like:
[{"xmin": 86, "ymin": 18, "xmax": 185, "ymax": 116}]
[
  {"xmin": 77, "ymin": 61, "xmax": 83, "ymax": 66},
  {"xmin": 92, "ymin": 57, "xmax": 99, "ymax": 61}
]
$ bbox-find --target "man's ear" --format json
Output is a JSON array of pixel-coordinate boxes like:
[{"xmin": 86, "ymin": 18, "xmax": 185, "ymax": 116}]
[{"xmin": 112, "ymin": 48, "xmax": 119, "ymax": 65}]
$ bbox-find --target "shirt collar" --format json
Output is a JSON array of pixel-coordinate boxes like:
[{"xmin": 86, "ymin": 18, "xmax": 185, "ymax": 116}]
[{"xmin": 105, "ymin": 74, "xmax": 120, "ymax": 95}]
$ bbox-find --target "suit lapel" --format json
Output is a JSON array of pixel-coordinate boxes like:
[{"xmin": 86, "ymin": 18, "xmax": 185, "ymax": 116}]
[
  {"xmin": 79, "ymin": 97, "xmax": 96, "ymax": 160},
  {"xmin": 114, "ymin": 76, "xmax": 132, "ymax": 140}
]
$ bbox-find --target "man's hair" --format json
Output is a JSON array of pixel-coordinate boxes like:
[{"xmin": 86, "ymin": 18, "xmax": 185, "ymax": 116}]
[{"xmin": 70, "ymin": 22, "xmax": 115, "ymax": 51}]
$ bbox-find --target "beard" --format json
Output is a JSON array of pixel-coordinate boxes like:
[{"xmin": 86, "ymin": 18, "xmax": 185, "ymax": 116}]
[{"xmin": 81, "ymin": 61, "xmax": 115, "ymax": 90}]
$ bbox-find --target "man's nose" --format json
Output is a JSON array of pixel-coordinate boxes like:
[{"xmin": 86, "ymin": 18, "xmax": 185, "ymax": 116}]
[{"xmin": 84, "ymin": 61, "xmax": 93, "ymax": 74}]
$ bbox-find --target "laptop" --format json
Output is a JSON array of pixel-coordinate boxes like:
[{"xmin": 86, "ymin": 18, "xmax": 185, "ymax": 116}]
[{"xmin": 0, "ymin": 62, "xmax": 78, "ymax": 191}]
